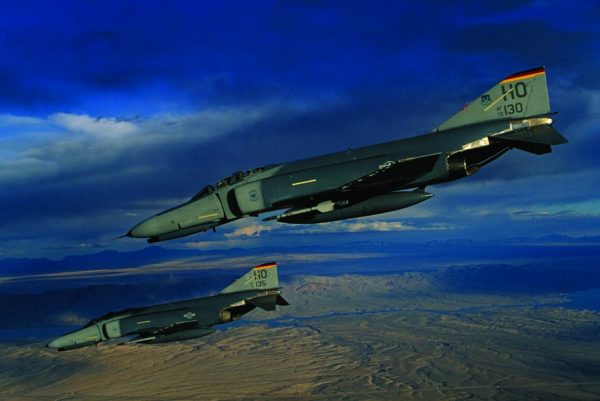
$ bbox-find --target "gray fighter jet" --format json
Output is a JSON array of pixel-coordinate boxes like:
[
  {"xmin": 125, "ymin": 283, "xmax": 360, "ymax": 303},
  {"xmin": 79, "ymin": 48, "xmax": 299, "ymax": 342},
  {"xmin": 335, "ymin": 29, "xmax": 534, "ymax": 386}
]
[
  {"xmin": 47, "ymin": 262, "xmax": 287, "ymax": 351},
  {"xmin": 127, "ymin": 67, "xmax": 567, "ymax": 243}
]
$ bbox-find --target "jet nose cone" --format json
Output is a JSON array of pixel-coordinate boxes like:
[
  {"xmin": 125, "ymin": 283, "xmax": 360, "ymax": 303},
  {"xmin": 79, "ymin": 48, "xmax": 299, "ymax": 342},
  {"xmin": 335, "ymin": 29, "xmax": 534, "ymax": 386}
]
[
  {"xmin": 128, "ymin": 217, "xmax": 160, "ymax": 238},
  {"xmin": 47, "ymin": 338, "xmax": 61, "ymax": 349}
]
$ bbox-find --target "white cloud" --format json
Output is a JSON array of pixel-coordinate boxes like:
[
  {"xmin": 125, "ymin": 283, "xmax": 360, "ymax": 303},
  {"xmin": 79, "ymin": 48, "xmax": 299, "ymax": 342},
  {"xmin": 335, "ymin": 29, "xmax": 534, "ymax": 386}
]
[
  {"xmin": 510, "ymin": 209, "xmax": 574, "ymax": 220},
  {"xmin": 142, "ymin": 107, "xmax": 269, "ymax": 141},
  {"xmin": 510, "ymin": 198, "xmax": 600, "ymax": 220},
  {"xmin": 0, "ymin": 104, "xmax": 280, "ymax": 185},
  {"xmin": 50, "ymin": 113, "xmax": 138, "ymax": 136},
  {"xmin": 183, "ymin": 238, "xmax": 257, "ymax": 250},
  {"xmin": 224, "ymin": 224, "xmax": 273, "ymax": 238},
  {"xmin": 341, "ymin": 221, "xmax": 415, "ymax": 232},
  {"xmin": 0, "ymin": 114, "xmax": 45, "ymax": 126},
  {"xmin": 283, "ymin": 220, "xmax": 452, "ymax": 234}
]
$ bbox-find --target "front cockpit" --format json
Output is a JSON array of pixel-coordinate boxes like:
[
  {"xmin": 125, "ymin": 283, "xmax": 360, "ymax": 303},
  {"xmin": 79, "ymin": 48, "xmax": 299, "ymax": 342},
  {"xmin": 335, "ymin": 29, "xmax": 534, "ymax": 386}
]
[
  {"xmin": 129, "ymin": 164, "xmax": 279, "ymax": 243},
  {"xmin": 190, "ymin": 185, "xmax": 215, "ymax": 202}
]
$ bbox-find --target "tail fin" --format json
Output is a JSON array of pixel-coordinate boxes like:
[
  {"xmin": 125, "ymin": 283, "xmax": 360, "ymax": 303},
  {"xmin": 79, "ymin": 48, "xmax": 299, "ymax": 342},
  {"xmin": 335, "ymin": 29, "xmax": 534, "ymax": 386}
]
[
  {"xmin": 220, "ymin": 262, "xmax": 279, "ymax": 294},
  {"xmin": 436, "ymin": 67, "xmax": 551, "ymax": 131}
]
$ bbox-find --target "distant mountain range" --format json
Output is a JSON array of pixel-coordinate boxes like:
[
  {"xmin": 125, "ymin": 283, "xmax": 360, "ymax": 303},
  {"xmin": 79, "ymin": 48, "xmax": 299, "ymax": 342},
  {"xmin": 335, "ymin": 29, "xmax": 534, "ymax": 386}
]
[
  {"xmin": 2, "ymin": 235, "xmax": 600, "ymax": 276},
  {"xmin": 1, "ymin": 234, "xmax": 600, "ymax": 329}
]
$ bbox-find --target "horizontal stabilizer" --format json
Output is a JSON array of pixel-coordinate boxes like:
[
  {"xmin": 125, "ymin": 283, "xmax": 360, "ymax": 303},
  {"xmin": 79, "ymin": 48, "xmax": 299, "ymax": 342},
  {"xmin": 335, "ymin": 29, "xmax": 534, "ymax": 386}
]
[
  {"xmin": 247, "ymin": 294, "xmax": 290, "ymax": 311},
  {"xmin": 249, "ymin": 295, "xmax": 278, "ymax": 311},
  {"xmin": 276, "ymin": 294, "xmax": 290, "ymax": 306},
  {"xmin": 490, "ymin": 123, "xmax": 568, "ymax": 155},
  {"xmin": 492, "ymin": 124, "xmax": 567, "ymax": 145}
]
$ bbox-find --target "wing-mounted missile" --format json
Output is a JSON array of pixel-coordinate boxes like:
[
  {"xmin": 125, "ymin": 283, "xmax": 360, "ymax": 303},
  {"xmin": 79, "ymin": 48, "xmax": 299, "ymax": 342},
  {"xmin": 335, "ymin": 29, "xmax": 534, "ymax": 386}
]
[
  {"xmin": 268, "ymin": 190, "xmax": 433, "ymax": 224},
  {"xmin": 263, "ymin": 200, "xmax": 345, "ymax": 222}
]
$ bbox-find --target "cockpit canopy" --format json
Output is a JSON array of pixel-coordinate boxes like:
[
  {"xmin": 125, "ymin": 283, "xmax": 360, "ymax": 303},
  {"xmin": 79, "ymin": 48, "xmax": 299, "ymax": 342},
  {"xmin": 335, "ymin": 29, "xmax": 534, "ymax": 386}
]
[
  {"xmin": 189, "ymin": 165, "xmax": 274, "ymax": 202},
  {"xmin": 190, "ymin": 185, "xmax": 215, "ymax": 202}
]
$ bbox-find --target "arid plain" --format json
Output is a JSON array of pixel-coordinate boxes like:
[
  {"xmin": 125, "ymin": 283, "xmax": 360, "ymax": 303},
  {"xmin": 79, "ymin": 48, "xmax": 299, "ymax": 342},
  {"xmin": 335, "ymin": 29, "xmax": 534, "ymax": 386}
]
[{"xmin": 2, "ymin": 274, "xmax": 600, "ymax": 401}]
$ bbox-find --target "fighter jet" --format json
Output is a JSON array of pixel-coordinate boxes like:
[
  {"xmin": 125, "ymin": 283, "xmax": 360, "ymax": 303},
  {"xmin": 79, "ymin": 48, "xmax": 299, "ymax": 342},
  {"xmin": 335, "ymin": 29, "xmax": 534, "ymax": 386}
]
[
  {"xmin": 47, "ymin": 262, "xmax": 288, "ymax": 351},
  {"xmin": 127, "ymin": 67, "xmax": 567, "ymax": 243}
]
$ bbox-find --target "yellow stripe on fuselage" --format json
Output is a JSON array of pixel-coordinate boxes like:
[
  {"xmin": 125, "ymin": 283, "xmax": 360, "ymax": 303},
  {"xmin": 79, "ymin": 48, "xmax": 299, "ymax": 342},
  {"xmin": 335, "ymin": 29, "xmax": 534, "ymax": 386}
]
[
  {"xmin": 291, "ymin": 178, "xmax": 316, "ymax": 186},
  {"xmin": 197, "ymin": 212, "xmax": 219, "ymax": 220}
]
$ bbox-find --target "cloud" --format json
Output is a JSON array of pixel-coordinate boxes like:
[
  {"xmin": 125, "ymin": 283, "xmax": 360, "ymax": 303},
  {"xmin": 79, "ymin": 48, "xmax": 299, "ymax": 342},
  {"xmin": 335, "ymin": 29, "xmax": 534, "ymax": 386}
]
[
  {"xmin": 50, "ymin": 113, "xmax": 138, "ymax": 136},
  {"xmin": 0, "ymin": 102, "xmax": 310, "ymax": 245},
  {"xmin": 284, "ymin": 220, "xmax": 453, "ymax": 235},
  {"xmin": 509, "ymin": 198, "xmax": 600, "ymax": 220},
  {"xmin": 0, "ymin": 114, "xmax": 45, "ymax": 126},
  {"xmin": 183, "ymin": 239, "xmax": 257, "ymax": 250},
  {"xmin": 510, "ymin": 210, "xmax": 575, "ymax": 220},
  {"xmin": 1, "ymin": 2, "xmax": 599, "ymax": 257},
  {"xmin": 342, "ymin": 221, "xmax": 417, "ymax": 232},
  {"xmin": 224, "ymin": 224, "xmax": 273, "ymax": 238},
  {"xmin": 0, "ymin": 104, "xmax": 276, "ymax": 188}
]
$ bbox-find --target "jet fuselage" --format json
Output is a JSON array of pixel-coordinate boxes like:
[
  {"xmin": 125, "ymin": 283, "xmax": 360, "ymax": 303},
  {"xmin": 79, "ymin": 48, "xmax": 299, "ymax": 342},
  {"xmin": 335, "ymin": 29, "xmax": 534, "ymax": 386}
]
[
  {"xmin": 126, "ymin": 67, "xmax": 567, "ymax": 243},
  {"xmin": 48, "ymin": 263, "xmax": 287, "ymax": 351}
]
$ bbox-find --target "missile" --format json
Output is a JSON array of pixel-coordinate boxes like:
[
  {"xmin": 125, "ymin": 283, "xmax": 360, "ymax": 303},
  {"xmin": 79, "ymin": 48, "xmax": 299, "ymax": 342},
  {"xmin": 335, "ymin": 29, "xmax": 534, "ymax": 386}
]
[{"xmin": 276, "ymin": 190, "xmax": 433, "ymax": 224}]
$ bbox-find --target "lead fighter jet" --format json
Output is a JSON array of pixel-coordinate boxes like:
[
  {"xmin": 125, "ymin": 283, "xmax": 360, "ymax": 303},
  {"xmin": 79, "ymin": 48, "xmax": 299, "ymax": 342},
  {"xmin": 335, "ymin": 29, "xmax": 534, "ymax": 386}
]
[
  {"xmin": 127, "ymin": 67, "xmax": 567, "ymax": 243},
  {"xmin": 48, "ymin": 262, "xmax": 288, "ymax": 351}
]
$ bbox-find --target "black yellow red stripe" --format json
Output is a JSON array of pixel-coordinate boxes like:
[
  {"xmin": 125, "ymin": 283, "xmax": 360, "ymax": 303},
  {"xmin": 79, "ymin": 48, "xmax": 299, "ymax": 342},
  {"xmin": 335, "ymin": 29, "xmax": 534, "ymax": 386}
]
[
  {"xmin": 500, "ymin": 67, "xmax": 545, "ymax": 84},
  {"xmin": 253, "ymin": 262, "xmax": 277, "ymax": 270}
]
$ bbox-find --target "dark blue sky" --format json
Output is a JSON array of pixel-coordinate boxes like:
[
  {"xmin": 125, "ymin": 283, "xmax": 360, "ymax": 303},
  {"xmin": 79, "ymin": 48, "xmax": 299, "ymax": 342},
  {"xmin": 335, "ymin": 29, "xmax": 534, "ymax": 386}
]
[{"xmin": 1, "ymin": 1, "xmax": 599, "ymax": 258}]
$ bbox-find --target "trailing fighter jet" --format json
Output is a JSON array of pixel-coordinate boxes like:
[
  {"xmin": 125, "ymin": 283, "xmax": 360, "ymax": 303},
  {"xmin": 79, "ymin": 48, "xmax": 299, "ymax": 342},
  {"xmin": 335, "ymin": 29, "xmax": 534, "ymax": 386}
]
[
  {"xmin": 127, "ymin": 67, "xmax": 567, "ymax": 243},
  {"xmin": 47, "ymin": 262, "xmax": 288, "ymax": 351}
]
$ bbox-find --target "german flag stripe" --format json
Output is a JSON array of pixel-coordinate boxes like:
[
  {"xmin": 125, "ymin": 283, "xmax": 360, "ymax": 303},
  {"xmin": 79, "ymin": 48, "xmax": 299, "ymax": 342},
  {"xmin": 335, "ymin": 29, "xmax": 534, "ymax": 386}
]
[
  {"xmin": 253, "ymin": 262, "xmax": 277, "ymax": 270},
  {"xmin": 500, "ymin": 67, "xmax": 545, "ymax": 84}
]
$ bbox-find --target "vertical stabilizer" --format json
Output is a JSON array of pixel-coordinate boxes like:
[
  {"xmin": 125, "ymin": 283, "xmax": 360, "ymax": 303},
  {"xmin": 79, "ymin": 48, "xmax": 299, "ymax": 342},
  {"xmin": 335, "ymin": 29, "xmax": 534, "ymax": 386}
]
[
  {"xmin": 220, "ymin": 262, "xmax": 279, "ymax": 294},
  {"xmin": 436, "ymin": 67, "xmax": 551, "ymax": 131}
]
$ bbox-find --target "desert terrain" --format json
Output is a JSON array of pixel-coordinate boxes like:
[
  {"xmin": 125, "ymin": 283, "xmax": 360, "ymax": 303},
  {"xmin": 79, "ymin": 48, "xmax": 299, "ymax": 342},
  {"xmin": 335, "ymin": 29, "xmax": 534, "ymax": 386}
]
[{"xmin": 1, "ymin": 273, "xmax": 600, "ymax": 400}]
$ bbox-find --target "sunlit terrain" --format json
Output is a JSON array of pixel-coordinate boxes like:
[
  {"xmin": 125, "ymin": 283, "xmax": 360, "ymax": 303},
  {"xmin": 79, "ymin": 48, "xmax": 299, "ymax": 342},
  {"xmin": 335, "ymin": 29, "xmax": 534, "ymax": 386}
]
[{"xmin": 1, "ymin": 245, "xmax": 600, "ymax": 400}]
